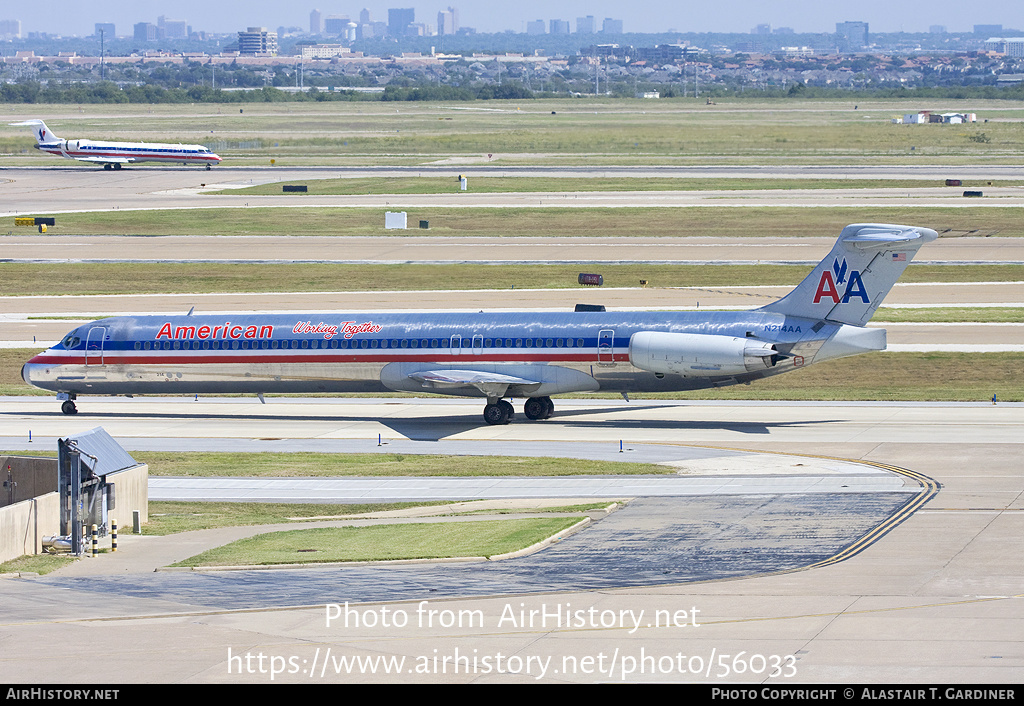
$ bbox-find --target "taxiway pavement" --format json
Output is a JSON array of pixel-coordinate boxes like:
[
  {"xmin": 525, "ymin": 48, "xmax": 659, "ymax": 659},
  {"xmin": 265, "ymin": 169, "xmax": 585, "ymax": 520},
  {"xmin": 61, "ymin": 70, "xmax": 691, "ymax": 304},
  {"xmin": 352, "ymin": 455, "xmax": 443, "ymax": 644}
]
[{"xmin": 1, "ymin": 398, "xmax": 1021, "ymax": 683}]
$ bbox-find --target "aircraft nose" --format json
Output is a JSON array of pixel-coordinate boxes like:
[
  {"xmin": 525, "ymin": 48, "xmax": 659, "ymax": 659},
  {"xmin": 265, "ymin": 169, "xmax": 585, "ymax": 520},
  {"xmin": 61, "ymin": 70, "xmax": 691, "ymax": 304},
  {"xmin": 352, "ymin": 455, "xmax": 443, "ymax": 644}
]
[{"xmin": 21, "ymin": 355, "xmax": 47, "ymax": 387}]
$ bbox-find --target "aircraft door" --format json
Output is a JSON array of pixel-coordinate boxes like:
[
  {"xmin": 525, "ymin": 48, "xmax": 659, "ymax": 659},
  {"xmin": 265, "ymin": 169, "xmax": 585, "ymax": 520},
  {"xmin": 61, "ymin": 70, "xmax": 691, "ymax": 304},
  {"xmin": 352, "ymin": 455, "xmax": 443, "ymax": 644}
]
[
  {"xmin": 597, "ymin": 328, "xmax": 615, "ymax": 366},
  {"xmin": 85, "ymin": 327, "xmax": 107, "ymax": 366}
]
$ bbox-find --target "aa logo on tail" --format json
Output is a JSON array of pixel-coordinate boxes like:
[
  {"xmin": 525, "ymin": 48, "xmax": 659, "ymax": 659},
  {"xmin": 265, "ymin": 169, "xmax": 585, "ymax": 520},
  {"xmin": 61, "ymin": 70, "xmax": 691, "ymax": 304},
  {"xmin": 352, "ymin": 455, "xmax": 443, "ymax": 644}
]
[{"xmin": 813, "ymin": 258, "xmax": 869, "ymax": 304}]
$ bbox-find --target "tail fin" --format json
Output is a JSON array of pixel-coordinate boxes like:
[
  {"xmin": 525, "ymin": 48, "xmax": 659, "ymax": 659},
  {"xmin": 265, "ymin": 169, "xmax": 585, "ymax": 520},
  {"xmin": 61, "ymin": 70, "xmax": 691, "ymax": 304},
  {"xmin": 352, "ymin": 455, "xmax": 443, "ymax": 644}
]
[
  {"xmin": 9, "ymin": 119, "xmax": 61, "ymax": 145},
  {"xmin": 760, "ymin": 223, "xmax": 937, "ymax": 326}
]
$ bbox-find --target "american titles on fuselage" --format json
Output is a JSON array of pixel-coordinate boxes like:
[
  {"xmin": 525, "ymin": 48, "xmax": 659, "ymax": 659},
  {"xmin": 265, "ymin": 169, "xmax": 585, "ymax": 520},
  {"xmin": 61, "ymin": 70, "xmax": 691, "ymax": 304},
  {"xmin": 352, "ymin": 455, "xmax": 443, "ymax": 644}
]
[{"xmin": 153, "ymin": 320, "xmax": 384, "ymax": 342}]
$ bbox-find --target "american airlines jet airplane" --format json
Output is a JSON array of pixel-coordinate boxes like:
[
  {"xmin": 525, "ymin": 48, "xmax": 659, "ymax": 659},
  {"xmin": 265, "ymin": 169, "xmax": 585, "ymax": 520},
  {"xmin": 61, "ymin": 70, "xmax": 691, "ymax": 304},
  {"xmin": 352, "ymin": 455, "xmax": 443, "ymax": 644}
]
[
  {"xmin": 22, "ymin": 224, "xmax": 936, "ymax": 424},
  {"xmin": 9, "ymin": 119, "xmax": 221, "ymax": 170}
]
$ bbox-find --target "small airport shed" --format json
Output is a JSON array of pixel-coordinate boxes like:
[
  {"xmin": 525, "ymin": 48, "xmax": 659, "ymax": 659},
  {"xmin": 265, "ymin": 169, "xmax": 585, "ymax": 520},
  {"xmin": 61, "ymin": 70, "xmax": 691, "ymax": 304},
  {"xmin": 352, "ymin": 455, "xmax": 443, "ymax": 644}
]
[{"xmin": 0, "ymin": 428, "xmax": 148, "ymax": 562}]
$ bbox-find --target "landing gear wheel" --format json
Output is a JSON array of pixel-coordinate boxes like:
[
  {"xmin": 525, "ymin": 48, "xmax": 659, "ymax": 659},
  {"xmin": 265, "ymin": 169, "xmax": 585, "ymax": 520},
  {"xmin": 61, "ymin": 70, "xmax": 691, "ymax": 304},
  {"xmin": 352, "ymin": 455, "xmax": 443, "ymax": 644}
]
[
  {"xmin": 524, "ymin": 397, "xmax": 550, "ymax": 420},
  {"xmin": 113, "ymin": 163, "xmax": 122, "ymax": 170},
  {"xmin": 206, "ymin": 164, "xmax": 212, "ymax": 171},
  {"xmin": 103, "ymin": 164, "xmax": 112, "ymax": 170},
  {"xmin": 498, "ymin": 399, "xmax": 513, "ymax": 420},
  {"xmin": 61, "ymin": 400, "xmax": 78, "ymax": 415},
  {"xmin": 483, "ymin": 401, "xmax": 512, "ymax": 425},
  {"xmin": 524, "ymin": 396, "xmax": 554, "ymax": 420}
]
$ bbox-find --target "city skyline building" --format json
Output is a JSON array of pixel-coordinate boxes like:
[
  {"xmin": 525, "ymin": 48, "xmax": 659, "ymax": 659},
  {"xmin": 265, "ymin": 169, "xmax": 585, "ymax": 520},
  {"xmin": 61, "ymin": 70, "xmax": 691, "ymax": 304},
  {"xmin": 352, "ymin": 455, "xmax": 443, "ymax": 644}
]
[
  {"xmin": 133, "ymin": 22, "xmax": 157, "ymax": 41},
  {"xmin": 388, "ymin": 7, "xmax": 415, "ymax": 37},
  {"xmin": 437, "ymin": 6, "xmax": 458, "ymax": 35},
  {"xmin": 836, "ymin": 20, "xmax": 869, "ymax": 50},
  {"xmin": 0, "ymin": 19, "xmax": 21, "ymax": 39},
  {"xmin": 237, "ymin": 26, "xmax": 277, "ymax": 54},
  {"xmin": 576, "ymin": 15, "xmax": 595, "ymax": 34},
  {"xmin": 602, "ymin": 17, "xmax": 622, "ymax": 34},
  {"xmin": 158, "ymin": 16, "xmax": 188, "ymax": 40}
]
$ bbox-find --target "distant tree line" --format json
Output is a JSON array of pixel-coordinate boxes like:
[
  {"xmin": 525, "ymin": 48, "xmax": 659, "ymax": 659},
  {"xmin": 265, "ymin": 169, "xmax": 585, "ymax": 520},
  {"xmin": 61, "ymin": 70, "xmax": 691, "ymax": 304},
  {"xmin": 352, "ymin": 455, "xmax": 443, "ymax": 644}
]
[
  {"xmin": 0, "ymin": 79, "xmax": 538, "ymax": 103},
  {"xmin": 3, "ymin": 76, "xmax": 1024, "ymax": 104}
]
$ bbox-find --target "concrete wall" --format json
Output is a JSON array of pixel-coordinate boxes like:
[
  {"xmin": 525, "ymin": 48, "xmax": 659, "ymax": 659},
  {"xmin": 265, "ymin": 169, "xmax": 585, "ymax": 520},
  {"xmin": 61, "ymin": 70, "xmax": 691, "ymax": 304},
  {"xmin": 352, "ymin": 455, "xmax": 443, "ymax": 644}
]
[
  {"xmin": 0, "ymin": 455, "xmax": 58, "ymax": 507},
  {"xmin": 108, "ymin": 464, "xmax": 149, "ymax": 527},
  {"xmin": 0, "ymin": 492, "xmax": 60, "ymax": 563}
]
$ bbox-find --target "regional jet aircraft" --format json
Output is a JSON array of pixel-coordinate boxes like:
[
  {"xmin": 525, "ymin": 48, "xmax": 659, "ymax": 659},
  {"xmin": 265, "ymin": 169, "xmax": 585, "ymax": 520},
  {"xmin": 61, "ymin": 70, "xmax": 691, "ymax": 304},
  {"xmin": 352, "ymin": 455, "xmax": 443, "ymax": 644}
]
[
  {"xmin": 9, "ymin": 119, "xmax": 221, "ymax": 170},
  {"xmin": 22, "ymin": 224, "xmax": 936, "ymax": 424}
]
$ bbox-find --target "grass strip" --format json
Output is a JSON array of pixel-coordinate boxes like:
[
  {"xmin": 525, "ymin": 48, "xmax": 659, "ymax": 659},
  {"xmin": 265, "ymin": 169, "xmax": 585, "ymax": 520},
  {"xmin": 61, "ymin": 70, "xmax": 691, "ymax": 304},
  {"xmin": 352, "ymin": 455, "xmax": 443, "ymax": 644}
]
[
  {"xmin": 170, "ymin": 517, "xmax": 583, "ymax": 566},
  {"xmin": 144, "ymin": 500, "xmax": 451, "ymax": 535},
  {"xmin": 8, "ymin": 99, "xmax": 1024, "ymax": 161},
  {"xmin": 30, "ymin": 206, "xmax": 1024, "ymax": 238},
  {"xmin": 212, "ymin": 177, "xmax": 1024, "ymax": 196},
  {"xmin": 3, "ymin": 263, "xmax": 1022, "ymax": 296},
  {"xmin": 874, "ymin": 307, "xmax": 1024, "ymax": 323},
  {"xmin": 142, "ymin": 499, "xmax": 608, "ymax": 535},
  {"xmin": 0, "ymin": 554, "xmax": 77, "ymax": 576},
  {"xmin": 131, "ymin": 451, "xmax": 668, "ymax": 478}
]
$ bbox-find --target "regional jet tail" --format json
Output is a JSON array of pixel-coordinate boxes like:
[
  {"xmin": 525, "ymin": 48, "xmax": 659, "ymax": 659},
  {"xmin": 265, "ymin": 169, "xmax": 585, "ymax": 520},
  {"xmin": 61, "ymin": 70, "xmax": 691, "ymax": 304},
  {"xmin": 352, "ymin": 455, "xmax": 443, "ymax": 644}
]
[
  {"xmin": 9, "ymin": 119, "xmax": 221, "ymax": 170},
  {"xmin": 22, "ymin": 223, "xmax": 937, "ymax": 424}
]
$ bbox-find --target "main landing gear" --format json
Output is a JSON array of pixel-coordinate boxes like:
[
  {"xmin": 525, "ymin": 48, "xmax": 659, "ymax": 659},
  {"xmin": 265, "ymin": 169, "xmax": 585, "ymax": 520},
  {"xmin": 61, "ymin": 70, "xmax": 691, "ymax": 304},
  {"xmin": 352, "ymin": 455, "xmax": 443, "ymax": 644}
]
[
  {"xmin": 482, "ymin": 396, "xmax": 554, "ymax": 425},
  {"xmin": 61, "ymin": 398, "xmax": 78, "ymax": 415}
]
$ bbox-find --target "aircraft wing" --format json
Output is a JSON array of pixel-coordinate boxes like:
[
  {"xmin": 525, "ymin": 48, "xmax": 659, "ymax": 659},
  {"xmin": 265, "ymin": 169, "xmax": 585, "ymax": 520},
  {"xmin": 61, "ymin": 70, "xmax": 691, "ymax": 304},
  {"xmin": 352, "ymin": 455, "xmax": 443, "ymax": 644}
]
[
  {"xmin": 74, "ymin": 156, "xmax": 135, "ymax": 164},
  {"xmin": 407, "ymin": 369, "xmax": 542, "ymax": 397}
]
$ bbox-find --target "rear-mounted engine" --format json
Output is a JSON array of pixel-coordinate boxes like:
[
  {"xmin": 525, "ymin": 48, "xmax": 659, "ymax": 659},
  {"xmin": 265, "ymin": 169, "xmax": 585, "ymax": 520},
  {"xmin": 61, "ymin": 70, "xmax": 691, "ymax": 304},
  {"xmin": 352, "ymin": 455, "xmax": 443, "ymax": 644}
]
[{"xmin": 628, "ymin": 331, "xmax": 780, "ymax": 377}]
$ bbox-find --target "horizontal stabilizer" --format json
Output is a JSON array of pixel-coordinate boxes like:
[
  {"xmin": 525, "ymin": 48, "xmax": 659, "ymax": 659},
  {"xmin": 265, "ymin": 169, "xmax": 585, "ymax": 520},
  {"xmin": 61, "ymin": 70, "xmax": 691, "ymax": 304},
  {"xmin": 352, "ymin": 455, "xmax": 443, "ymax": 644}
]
[{"xmin": 9, "ymin": 119, "xmax": 59, "ymax": 144}]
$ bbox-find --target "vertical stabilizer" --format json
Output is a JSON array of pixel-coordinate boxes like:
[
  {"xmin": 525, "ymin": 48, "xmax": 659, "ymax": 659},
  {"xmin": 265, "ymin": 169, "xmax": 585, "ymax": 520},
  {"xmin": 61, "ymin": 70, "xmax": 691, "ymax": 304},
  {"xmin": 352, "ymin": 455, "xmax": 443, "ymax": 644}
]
[
  {"xmin": 8, "ymin": 119, "xmax": 61, "ymax": 145},
  {"xmin": 759, "ymin": 223, "xmax": 937, "ymax": 326}
]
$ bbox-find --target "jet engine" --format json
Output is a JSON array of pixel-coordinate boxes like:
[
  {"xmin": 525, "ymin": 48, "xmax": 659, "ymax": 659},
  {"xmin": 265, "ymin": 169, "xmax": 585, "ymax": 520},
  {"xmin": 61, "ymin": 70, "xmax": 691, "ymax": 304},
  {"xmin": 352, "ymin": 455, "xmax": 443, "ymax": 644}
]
[{"xmin": 628, "ymin": 332, "xmax": 780, "ymax": 377}]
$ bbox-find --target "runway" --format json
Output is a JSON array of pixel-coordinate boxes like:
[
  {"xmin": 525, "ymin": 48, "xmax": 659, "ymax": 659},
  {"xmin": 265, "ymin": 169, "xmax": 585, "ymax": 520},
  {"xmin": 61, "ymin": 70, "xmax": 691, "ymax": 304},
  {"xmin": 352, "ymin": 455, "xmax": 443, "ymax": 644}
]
[{"xmin": 5, "ymin": 234, "xmax": 1024, "ymax": 265}]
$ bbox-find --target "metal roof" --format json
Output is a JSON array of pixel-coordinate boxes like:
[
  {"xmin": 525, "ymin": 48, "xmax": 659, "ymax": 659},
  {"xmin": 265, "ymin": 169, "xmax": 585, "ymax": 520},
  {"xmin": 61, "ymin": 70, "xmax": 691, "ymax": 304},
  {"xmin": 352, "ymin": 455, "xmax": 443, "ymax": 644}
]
[{"xmin": 61, "ymin": 427, "xmax": 140, "ymax": 477}]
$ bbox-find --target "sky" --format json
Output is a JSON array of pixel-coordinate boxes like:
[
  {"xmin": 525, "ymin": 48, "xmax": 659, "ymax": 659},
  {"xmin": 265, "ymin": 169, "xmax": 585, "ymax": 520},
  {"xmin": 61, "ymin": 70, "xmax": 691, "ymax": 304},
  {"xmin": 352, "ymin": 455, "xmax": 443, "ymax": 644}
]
[{"xmin": 13, "ymin": 0, "xmax": 1024, "ymax": 37}]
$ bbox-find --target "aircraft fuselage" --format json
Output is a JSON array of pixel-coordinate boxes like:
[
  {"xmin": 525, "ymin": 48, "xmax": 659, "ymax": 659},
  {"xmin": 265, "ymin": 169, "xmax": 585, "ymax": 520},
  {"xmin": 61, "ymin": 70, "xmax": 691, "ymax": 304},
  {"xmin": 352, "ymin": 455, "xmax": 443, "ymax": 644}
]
[{"xmin": 22, "ymin": 309, "xmax": 864, "ymax": 399}]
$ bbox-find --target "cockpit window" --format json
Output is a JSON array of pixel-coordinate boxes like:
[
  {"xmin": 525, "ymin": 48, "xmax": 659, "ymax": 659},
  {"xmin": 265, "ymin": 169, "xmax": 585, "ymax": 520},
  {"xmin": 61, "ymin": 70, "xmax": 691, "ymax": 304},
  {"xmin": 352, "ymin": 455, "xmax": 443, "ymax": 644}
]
[{"xmin": 61, "ymin": 331, "xmax": 82, "ymax": 349}]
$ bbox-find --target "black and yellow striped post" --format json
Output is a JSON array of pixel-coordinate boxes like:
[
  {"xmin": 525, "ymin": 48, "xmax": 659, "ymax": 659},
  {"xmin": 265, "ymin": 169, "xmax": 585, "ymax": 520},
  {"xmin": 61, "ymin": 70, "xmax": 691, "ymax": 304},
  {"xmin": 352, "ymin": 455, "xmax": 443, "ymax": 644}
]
[{"xmin": 111, "ymin": 519, "xmax": 117, "ymax": 552}]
